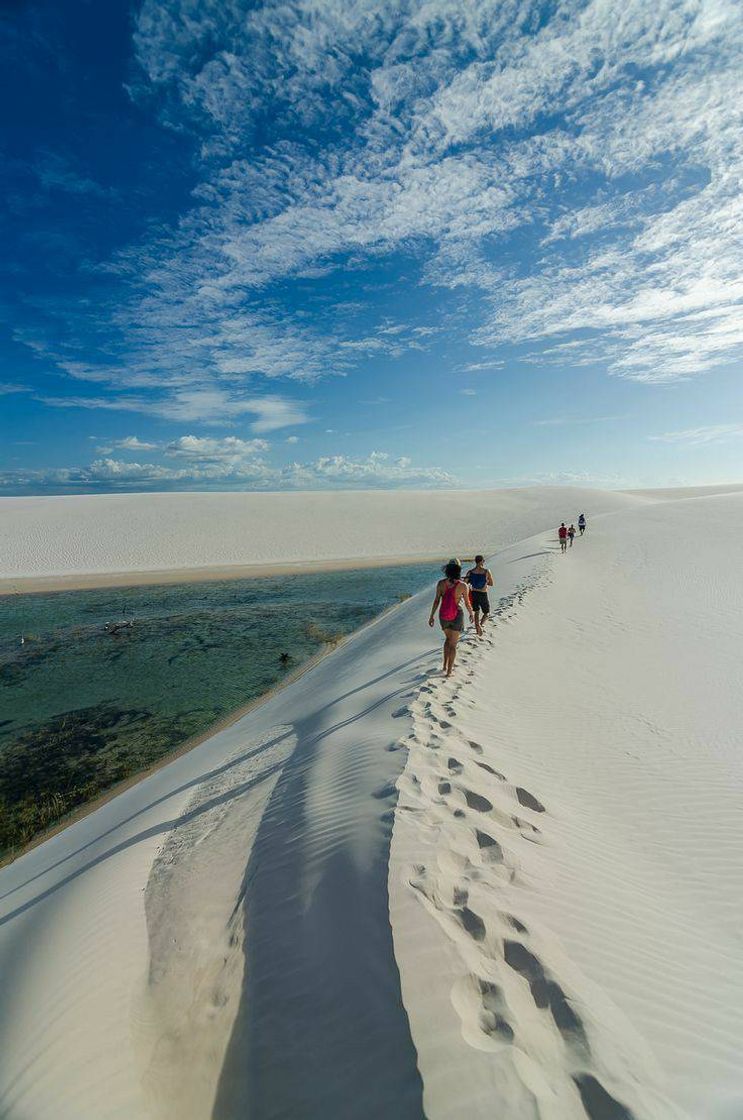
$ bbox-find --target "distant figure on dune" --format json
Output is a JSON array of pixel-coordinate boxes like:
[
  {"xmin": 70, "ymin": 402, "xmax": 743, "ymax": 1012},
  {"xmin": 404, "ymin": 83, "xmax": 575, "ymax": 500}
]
[
  {"xmin": 465, "ymin": 554, "xmax": 493, "ymax": 637},
  {"xmin": 558, "ymin": 523, "xmax": 568, "ymax": 552},
  {"xmin": 568, "ymin": 524, "xmax": 576, "ymax": 547},
  {"xmin": 429, "ymin": 558, "xmax": 474, "ymax": 677},
  {"xmin": 578, "ymin": 513, "xmax": 586, "ymax": 535}
]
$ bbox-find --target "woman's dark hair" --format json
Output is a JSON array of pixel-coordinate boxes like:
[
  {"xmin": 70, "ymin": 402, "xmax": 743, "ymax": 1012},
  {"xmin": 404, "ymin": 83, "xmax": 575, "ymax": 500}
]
[
  {"xmin": 443, "ymin": 558, "xmax": 462, "ymax": 580},
  {"xmin": 475, "ymin": 554, "xmax": 484, "ymax": 564}
]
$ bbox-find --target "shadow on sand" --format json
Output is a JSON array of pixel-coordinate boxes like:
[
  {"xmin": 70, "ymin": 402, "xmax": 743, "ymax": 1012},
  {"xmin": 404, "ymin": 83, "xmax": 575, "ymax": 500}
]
[{"xmin": 212, "ymin": 656, "xmax": 429, "ymax": 1120}]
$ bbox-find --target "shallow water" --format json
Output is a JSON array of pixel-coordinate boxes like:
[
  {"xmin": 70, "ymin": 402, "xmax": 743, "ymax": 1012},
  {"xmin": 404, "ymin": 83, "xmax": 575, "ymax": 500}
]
[{"xmin": 0, "ymin": 563, "xmax": 434, "ymax": 851}]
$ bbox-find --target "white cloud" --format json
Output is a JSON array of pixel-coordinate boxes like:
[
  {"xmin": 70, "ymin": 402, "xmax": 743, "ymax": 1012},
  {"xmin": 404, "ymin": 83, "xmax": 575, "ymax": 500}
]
[
  {"xmin": 280, "ymin": 451, "xmax": 454, "ymax": 488},
  {"xmin": 248, "ymin": 396, "xmax": 311, "ymax": 433},
  {"xmin": 111, "ymin": 435, "xmax": 159, "ymax": 451},
  {"xmin": 165, "ymin": 434, "xmax": 269, "ymax": 461},
  {"xmin": 35, "ymin": 152, "xmax": 109, "ymax": 197},
  {"xmin": 534, "ymin": 415, "xmax": 628, "ymax": 427},
  {"xmin": 39, "ymin": 389, "xmax": 310, "ymax": 430},
  {"xmin": 0, "ymin": 449, "xmax": 454, "ymax": 492},
  {"xmin": 458, "ymin": 361, "xmax": 505, "ymax": 373},
  {"xmin": 649, "ymin": 424, "xmax": 743, "ymax": 445}
]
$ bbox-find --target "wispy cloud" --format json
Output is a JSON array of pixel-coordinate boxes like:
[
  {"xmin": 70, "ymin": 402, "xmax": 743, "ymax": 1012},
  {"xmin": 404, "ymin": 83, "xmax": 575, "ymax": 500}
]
[
  {"xmin": 35, "ymin": 151, "xmax": 109, "ymax": 197},
  {"xmin": 534, "ymin": 414, "xmax": 628, "ymax": 427},
  {"xmin": 458, "ymin": 361, "xmax": 505, "ymax": 373},
  {"xmin": 649, "ymin": 424, "xmax": 743, "ymax": 445},
  {"xmin": 39, "ymin": 389, "xmax": 310, "ymax": 430}
]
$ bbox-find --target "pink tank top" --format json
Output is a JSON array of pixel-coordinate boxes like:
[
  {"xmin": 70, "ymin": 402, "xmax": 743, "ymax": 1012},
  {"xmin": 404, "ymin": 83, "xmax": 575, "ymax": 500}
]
[{"xmin": 440, "ymin": 580, "xmax": 460, "ymax": 621}]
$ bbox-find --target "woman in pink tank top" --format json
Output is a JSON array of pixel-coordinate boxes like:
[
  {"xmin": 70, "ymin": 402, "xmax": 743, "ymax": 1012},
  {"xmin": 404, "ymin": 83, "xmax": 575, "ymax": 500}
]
[{"xmin": 428, "ymin": 558, "xmax": 474, "ymax": 677}]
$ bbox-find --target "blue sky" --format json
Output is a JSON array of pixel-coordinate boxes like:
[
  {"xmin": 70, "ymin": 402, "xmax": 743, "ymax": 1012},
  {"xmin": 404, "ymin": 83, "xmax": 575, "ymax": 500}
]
[{"xmin": 1, "ymin": 0, "xmax": 741, "ymax": 494}]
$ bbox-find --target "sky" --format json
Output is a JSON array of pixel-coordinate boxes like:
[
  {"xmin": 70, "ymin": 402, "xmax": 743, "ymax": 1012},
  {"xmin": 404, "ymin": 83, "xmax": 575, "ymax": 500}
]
[{"xmin": 1, "ymin": 0, "xmax": 741, "ymax": 495}]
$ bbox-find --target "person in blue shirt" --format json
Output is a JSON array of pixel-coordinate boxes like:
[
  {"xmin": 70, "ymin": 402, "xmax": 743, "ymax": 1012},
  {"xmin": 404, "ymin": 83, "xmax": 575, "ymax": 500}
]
[
  {"xmin": 465, "ymin": 554, "xmax": 494, "ymax": 637},
  {"xmin": 578, "ymin": 513, "xmax": 586, "ymax": 535}
]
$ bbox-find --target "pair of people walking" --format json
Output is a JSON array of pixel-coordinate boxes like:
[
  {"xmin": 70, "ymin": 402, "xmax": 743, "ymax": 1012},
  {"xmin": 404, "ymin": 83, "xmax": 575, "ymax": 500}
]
[
  {"xmin": 559, "ymin": 514, "xmax": 586, "ymax": 551},
  {"xmin": 559, "ymin": 523, "xmax": 576, "ymax": 550},
  {"xmin": 428, "ymin": 555, "xmax": 493, "ymax": 676}
]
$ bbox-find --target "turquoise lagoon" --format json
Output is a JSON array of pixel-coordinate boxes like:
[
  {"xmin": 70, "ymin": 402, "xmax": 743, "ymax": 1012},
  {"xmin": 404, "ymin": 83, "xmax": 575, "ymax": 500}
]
[{"xmin": 0, "ymin": 563, "xmax": 434, "ymax": 854}]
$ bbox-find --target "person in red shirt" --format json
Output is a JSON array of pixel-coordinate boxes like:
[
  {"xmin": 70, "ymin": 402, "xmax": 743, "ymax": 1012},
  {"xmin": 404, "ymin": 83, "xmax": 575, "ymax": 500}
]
[{"xmin": 558, "ymin": 523, "xmax": 568, "ymax": 552}]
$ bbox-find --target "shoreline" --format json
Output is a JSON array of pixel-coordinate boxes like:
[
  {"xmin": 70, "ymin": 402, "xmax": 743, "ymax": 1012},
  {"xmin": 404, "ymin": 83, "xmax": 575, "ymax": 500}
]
[{"xmin": 0, "ymin": 553, "xmax": 445, "ymax": 597}]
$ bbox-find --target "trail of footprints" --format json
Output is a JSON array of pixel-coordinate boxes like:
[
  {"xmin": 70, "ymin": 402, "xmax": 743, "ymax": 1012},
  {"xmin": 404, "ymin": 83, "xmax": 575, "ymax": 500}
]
[{"xmin": 396, "ymin": 581, "xmax": 637, "ymax": 1120}]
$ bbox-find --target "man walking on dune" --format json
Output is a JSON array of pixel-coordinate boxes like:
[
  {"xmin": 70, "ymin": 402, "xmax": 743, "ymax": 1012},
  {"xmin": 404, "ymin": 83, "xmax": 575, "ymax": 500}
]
[
  {"xmin": 578, "ymin": 513, "xmax": 586, "ymax": 535},
  {"xmin": 558, "ymin": 523, "xmax": 568, "ymax": 552},
  {"xmin": 465, "ymin": 554, "xmax": 494, "ymax": 637}
]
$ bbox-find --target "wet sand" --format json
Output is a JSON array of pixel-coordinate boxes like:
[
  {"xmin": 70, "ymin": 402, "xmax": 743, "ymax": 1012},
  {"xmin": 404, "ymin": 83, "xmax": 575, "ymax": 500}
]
[{"xmin": 0, "ymin": 554, "xmax": 444, "ymax": 597}]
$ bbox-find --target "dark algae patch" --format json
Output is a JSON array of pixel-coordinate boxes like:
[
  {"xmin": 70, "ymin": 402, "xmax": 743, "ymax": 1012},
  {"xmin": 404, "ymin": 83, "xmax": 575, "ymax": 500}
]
[
  {"xmin": 0, "ymin": 564, "xmax": 432, "ymax": 857},
  {"xmin": 0, "ymin": 703, "xmax": 201, "ymax": 853}
]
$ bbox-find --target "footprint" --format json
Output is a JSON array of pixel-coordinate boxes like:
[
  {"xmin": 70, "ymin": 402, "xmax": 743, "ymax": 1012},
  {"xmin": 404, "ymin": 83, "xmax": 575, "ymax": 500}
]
[
  {"xmin": 476, "ymin": 762, "xmax": 506, "ymax": 780},
  {"xmin": 453, "ymin": 885, "xmax": 469, "ymax": 906},
  {"xmin": 448, "ymin": 757, "xmax": 464, "ymax": 774},
  {"xmin": 465, "ymin": 790, "xmax": 494, "ymax": 813},
  {"xmin": 573, "ymin": 1075, "xmax": 634, "ymax": 1120},
  {"xmin": 516, "ymin": 787, "xmax": 545, "ymax": 813},
  {"xmin": 512, "ymin": 816, "xmax": 541, "ymax": 834},
  {"xmin": 504, "ymin": 941, "xmax": 588, "ymax": 1050},
  {"xmin": 372, "ymin": 781, "xmax": 396, "ymax": 800},
  {"xmin": 391, "ymin": 706, "xmax": 408, "ymax": 718},
  {"xmin": 438, "ymin": 780, "xmax": 452, "ymax": 795},
  {"xmin": 476, "ymin": 831, "xmax": 504, "ymax": 861},
  {"xmin": 468, "ymin": 740, "xmax": 483, "ymax": 755},
  {"xmin": 478, "ymin": 980, "xmax": 514, "ymax": 1042},
  {"xmin": 459, "ymin": 907, "xmax": 486, "ymax": 941},
  {"xmin": 505, "ymin": 914, "xmax": 528, "ymax": 934}
]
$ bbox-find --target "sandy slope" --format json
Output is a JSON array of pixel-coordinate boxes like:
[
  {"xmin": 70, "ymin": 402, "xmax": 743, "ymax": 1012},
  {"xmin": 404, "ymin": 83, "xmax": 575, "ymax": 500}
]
[
  {"xmin": 1, "ymin": 486, "xmax": 742, "ymax": 1120},
  {"xmin": 0, "ymin": 486, "xmax": 642, "ymax": 585},
  {"xmin": 0, "ymin": 488, "xmax": 582, "ymax": 1119},
  {"xmin": 390, "ymin": 491, "xmax": 743, "ymax": 1120}
]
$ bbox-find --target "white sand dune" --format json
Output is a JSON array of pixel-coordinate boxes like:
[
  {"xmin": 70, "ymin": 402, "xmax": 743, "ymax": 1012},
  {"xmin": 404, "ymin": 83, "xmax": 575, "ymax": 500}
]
[
  {"xmin": 0, "ymin": 486, "xmax": 644, "ymax": 587},
  {"xmin": 391, "ymin": 491, "xmax": 743, "ymax": 1120},
  {"xmin": 1, "ymin": 485, "xmax": 742, "ymax": 1120}
]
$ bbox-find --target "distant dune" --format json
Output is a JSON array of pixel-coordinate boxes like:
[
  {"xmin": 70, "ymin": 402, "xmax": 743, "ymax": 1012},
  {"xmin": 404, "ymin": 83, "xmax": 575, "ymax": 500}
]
[
  {"xmin": 0, "ymin": 485, "xmax": 645, "ymax": 590},
  {"xmin": 1, "ymin": 485, "xmax": 742, "ymax": 1120}
]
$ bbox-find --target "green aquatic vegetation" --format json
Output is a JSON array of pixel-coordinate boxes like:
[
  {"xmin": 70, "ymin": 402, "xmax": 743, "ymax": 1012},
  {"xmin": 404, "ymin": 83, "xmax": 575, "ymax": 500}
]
[{"xmin": 0, "ymin": 703, "xmax": 203, "ymax": 855}]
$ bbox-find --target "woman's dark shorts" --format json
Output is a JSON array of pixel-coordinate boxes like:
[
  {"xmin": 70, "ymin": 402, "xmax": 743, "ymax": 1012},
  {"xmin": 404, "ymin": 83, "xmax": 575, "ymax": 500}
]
[
  {"xmin": 440, "ymin": 608, "xmax": 464, "ymax": 632},
  {"xmin": 471, "ymin": 590, "xmax": 490, "ymax": 615}
]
